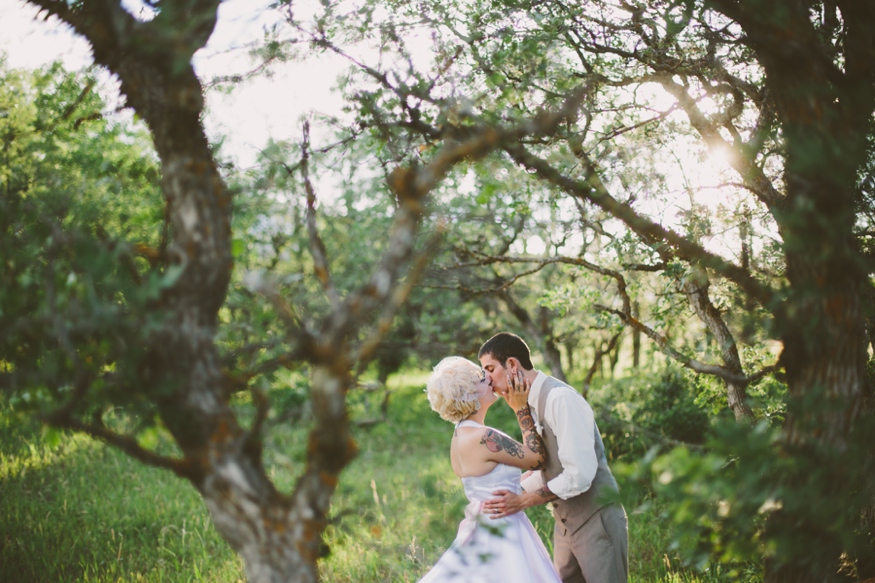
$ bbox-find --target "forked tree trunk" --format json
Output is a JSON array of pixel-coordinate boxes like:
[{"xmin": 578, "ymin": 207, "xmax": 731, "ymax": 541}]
[
  {"xmin": 194, "ymin": 364, "xmax": 355, "ymax": 583},
  {"xmin": 199, "ymin": 457, "xmax": 313, "ymax": 583},
  {"xmin": 680, "ymin": 271, "xmax": 755, "ymax": 422},
  {"xmin": 24, "ymin": 5, "xmax": 359, "ymax": 581}
]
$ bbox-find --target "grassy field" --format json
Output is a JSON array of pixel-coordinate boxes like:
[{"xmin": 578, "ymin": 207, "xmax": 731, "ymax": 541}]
[{"xmin": 0, "ymin": 372, "xmax": 761, "ymax": 582}]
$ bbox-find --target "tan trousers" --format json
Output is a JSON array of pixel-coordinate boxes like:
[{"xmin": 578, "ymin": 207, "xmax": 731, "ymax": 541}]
[{"xmin": 553, "ymin": 504, "xmax": 628, "ymax": 583}]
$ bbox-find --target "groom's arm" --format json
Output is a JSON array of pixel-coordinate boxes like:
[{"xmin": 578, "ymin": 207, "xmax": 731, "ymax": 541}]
[
  {"xmin": 522, "ymin": 484, "xmax": 559, "ymax": 507},
  {"xmin": 543, "ymin": 388, "xmax": 598, "ymax": 500},
  {"xmin": 483, "ymin": 485, "xmax": 558, "ymax": 519}
]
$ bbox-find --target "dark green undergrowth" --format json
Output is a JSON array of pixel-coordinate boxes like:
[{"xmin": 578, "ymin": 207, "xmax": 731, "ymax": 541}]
[{"xmin": 1, "ymin": 370, "xmax": 762, "ymax": 582}]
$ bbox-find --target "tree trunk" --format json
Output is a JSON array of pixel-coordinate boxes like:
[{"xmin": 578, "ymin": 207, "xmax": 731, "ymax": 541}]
[
  {"xmin": 860, "ymin": 285, "xmax": 875, "ymax": 579},
  {"xmin": 608, "ymin": 337, "xmax": 620, "ymax": 378},
  {"xmin": 538, "ymin": 306, "xmax": 567, "ymax": 382},
  {"xmin": 765, "ymin": 284, "xmax": 867, "ymax": 583},
  {"xmin": 770, "ymin": 190, "xmax": 868, "ymax": 583},
  {"xmin": 199, "ymin": 461, "xmax": 316, "ymax": 583},
  {"xmin": 701, "ymin": 3, "xmax": 874, "ymax": 577},
  {"xmin": 542, "ymin": 335, "xmax": 567, "ymax": 382},
  {"xmin": 24, "ymin": 5, "xmax": 360, "ymax": 581},
  {"xmin": 198, "ymin": 361, "xmax": 356, "ymax": 583},
  {"xmin": 680, "ymin": 271, "xmax": 754, "ymax": 422},
  {"xmin": 564, "ymin": 335, "xmax": 578, "ymax": 372}
]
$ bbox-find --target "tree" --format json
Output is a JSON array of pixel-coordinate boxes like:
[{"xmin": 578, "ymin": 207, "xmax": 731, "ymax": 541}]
[
  {"xmin": 284, "ymin": 0, "xmax": 875, "ymax": 579},
  {"xmin": 1, "ymin": 2, "xmax": 590, "ymax": 581}
]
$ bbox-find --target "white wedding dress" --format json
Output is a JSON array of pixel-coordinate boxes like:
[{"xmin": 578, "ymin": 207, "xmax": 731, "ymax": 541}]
[{"xmin": 418, "ymin": 421, "xmax": 562, "ymax": 583}]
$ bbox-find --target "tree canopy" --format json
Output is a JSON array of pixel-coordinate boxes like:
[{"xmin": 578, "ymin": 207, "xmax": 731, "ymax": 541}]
[{"xmin": 2, "ymin": 1, "xmax": 874, "ymax": 582}]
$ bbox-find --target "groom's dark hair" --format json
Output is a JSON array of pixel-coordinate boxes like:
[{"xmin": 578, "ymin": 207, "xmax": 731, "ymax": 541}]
[{"xmin": 478, "ymin": 332, "xmax": 534, "ymax": 370}]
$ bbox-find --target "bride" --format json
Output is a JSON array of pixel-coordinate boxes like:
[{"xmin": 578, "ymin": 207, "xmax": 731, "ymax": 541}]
[{"xmin": 419, "ymin": 357, "xmax": 562, "ymax": 583}]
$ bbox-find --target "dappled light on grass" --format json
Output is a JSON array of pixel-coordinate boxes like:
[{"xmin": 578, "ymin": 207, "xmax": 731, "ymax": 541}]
[
  {"xmin": 0, "ymin": 401, "xmax": 242, "ymax": 583},
  {"xmin": 2, "ymin": 376, "xmax": 763, "ymax": 582}
]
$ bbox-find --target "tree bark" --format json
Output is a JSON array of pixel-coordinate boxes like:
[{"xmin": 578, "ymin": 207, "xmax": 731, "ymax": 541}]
[
  {"xmin": 541, "ymin": 331, "xmax": 567, "ymax": 382},
  {"xmin": 607, "ymin": 337, "xmax": 621, "ymax": 378},
  {"xmin": 564, "ymin": 335, "xmax": 579, "ymax": 372}
]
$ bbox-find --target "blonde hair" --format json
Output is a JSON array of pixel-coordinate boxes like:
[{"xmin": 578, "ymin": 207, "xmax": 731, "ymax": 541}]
[{"xmin": 426, "ymin": 357, "xmax": 482, "ymax": 423}]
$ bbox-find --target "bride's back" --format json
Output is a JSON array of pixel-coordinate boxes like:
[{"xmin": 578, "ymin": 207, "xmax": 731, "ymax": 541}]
[{"xmin": 450, "ymin": 424, "xmax": 500, "ymax": 478}]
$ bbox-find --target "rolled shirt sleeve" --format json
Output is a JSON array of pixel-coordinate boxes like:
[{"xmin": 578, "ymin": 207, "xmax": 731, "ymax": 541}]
[
  {"xmin": 543, "ymin": 386, "xmax": 598, "ymax": 500},
  {"xmin": 520, "ymin": 470, "xmax": 546, "ymax": 493}
]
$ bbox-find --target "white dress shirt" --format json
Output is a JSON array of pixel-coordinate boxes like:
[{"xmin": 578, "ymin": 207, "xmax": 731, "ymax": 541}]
[{"xmin": 520, "ymin": 371, "xmax": 598, "ymax": 500}]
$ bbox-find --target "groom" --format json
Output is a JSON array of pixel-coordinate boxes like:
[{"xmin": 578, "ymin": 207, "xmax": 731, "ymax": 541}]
[{"xmin": 479, "ymin": 332, "xmax": 628, "ymax": 583}]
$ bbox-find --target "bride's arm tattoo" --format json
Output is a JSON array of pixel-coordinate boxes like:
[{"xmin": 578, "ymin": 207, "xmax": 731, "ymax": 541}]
[
  {"xmin": 516, "ymin": 407, "xmax": 546, "ymax": 470},
  {"xmin": 481, "ymin": 430, "xmax": 525, "ymax": 458}
]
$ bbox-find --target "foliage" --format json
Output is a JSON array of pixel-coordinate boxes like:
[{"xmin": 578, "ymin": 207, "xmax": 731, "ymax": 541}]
[
  {"xmin": 621, "ymin": 405, "xmax": 875, "ymax": 577},
  {"xmin": 590, "ymin": 367, "xmax": 710, "ymax": 462},
  {"xmin": 633, "ymin": 369, "xmax": 711, "ymax": 445},
  {"xmin": 0, "ymin": 60, "xmax": 165, "ymax": 425}
]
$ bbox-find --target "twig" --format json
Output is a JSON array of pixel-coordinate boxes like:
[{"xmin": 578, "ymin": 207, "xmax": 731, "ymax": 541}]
[{"xmin": 301, "ymin": 121, "xmax": 341, "ymax": 308}]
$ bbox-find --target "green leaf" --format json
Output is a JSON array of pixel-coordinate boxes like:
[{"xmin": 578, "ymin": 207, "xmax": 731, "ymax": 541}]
[
  {"xmin": 41, "ymin": 425, "xmax": 63, "ymax": 449},
  {"xmin": 137, "ymin": 427, "xmax": 160, "ymax": 451},
  {"xmin": 231, "ymin": 238, "xmax": 246, "ymax": 259},
  {"xmin": 160, "ymin": 264, "xmax": 185, "ymax": 289},
  {"xmin": 476, "ymin": 183, "xmax": 497, "ymax": 204}
]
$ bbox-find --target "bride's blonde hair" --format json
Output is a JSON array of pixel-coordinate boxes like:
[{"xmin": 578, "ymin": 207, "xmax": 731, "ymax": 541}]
[{"xmin": 426, "ymin": 357, "xmax": 482, "ymax": 423}]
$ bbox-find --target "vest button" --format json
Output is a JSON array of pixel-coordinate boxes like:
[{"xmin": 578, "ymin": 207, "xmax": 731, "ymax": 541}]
[{"xmin": 561, "ymin": 518, "xmax": 567, "ymax": 523}]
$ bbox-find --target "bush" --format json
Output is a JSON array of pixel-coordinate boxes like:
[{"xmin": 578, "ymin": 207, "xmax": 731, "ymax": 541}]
[
  {"xmin": 590, "ymin": 367, "xmax": 711, "ymax": 462},
  {"xmin": 634, "ymin": 369, "xmax": 710, "ymax": 445}
]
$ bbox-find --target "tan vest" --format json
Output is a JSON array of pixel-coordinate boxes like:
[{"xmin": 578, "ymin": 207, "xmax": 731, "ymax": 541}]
[{"xmin": 537, "ymin": 376, "xmax": 619, "ymax": 535}]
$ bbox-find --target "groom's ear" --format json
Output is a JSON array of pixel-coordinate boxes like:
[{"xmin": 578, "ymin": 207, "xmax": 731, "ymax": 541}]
[{"xmin": 506, "ymin": 357, "xmax": 518, "ymax": 373}]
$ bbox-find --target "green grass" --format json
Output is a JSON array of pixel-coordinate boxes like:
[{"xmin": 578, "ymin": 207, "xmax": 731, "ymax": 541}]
[
  {"xmin": 0, "ymin": 403, "xmax": 242, "ymax": 583},
  {"xmin": 0, "ymin": 371, "xmax": 762, "ymax": 582}
]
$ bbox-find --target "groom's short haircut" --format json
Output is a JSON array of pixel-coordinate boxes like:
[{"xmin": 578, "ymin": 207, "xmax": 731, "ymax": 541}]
[{"xmin": 479, "ymin": 332, "xmax": 534, "ymax": 370}]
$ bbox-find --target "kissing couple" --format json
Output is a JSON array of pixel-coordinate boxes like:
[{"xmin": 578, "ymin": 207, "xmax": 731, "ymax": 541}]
[{"xmin": 417, "ymin": 332, "xmax": 628, "ymax": 583}]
